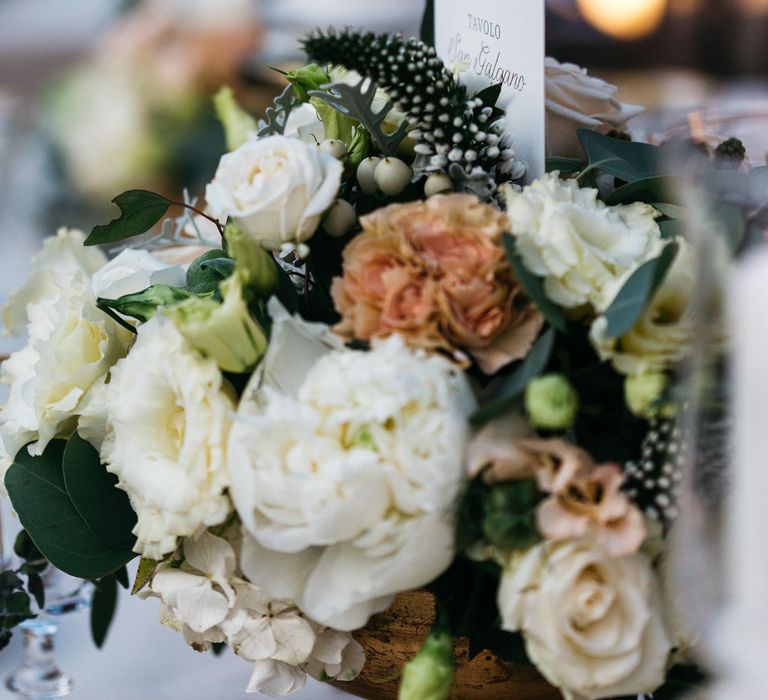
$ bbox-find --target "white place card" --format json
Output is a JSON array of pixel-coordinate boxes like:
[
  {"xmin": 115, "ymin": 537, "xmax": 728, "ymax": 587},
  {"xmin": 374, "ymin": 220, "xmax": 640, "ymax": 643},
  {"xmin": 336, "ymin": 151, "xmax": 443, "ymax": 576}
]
[{"xmin": 434, "ymin": 0, "xmax": 546, "ymax": 182}]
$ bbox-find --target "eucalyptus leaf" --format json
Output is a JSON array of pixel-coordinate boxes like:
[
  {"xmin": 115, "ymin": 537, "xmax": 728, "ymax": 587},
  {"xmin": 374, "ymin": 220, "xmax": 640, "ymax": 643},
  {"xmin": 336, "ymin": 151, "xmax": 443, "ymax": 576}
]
[
  {"xmin": 471, "ymin": 328, "xmax": 555, "ymax": 426},
  {"xmin": 606, "ymin": 175, "xmax": 679, "ymax": 206},
  {"xmin": 62, "ymin": 433, "xmax": 137, "ymax": 551},
  {"xmin": 98, "ymin": 285, "xmax": 194, "ymax": 324},
  {"xmin": 474, "ymin": 82, "xmax": 502, "ymax": 108},
  {"xmin": 91, "ymin": 575, "xmax": 118, "ymax": 649},
  {"xmin": 85, "ymin": 190, "xmax": 171, "ymax": 246},
  {"xmin": 309, "ymin": 80, "xmax": 409, "ymax": 156},
  {"xmin": 502, "ymin": 234, "xmax": 567, "ymax": 332},
  {"xmin": 26, "ymin": 573, "xmax": 45, "ymax": 610},
  {"xmin": 6, "ymin": 442, "xmax": 136, "ymax": 580},
  {"xmin": 546, "ymin": 157, "xmax": 585, "ymax": 174},
  {"xmin": 578, "ymin": 130, "xmax": 668, "ymax": 183},
  {"xmin": 420, "ymin": 0, "xmax": 435, "ymax": 45},
  {"xmin": 659, "ymin": 219, "xmax": 684, "ymax": 239},
  {"xmin": 602, "ymin": 242, "xmax": 679, "ymax": 339},
  {"xmin": 653, "ymin": 202, "xmax": 686, "ymax": 219}
]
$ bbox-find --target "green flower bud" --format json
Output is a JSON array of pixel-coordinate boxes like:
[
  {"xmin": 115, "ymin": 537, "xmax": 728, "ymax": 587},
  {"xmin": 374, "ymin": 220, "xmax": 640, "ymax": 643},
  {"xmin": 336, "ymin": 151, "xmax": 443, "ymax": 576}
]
[
  {"xmin": 225, "ymin": 223, "xmax": 278, "ymax": 297},
  {"xmin": 398, "ymin": 631, "xmax": 454, "ymax": 700},
  {"xmin": 285, "ymin": 63, "xmax": 331, "ymax": 102},
  {"xmin": 347, "ymin": 126, "xmax": 372, "ymax": 169},
  {"xmin": 168, "ymin": 275, "xmax": 267, "ymax": 373},
  {"xmin": 310, "ymin": 96, "xmax": 356, "ymax": 144},
  {"xmin": 525, "ymin": 373, "xmax": 579, "ymax": 430},
  {"xmin": 213, "ymin": 86, "xmax": 258, "ymax": 152},
  {"xmin": 625, "ymin": 371, "xmax": 672, "ymax": 419}
]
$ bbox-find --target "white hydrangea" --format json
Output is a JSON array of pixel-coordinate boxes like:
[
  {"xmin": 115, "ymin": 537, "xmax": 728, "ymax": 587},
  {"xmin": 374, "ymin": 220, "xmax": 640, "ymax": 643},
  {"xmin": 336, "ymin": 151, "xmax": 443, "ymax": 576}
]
[
  {"xmin": 504, "ymin": 174, "xmax": 665, "ymax": 312},
  {"xmin": 229, "ymin": 306, "xmax": 476, "ymax": 630},
  {"xmin": 99, "ymin": 316, "xmax": 233, "ymax": 559}
]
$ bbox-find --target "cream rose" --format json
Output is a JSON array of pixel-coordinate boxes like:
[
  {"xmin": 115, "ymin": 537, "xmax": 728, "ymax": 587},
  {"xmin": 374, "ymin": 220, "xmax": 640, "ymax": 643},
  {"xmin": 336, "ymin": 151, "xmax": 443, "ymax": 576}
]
[
  {"xmin": 205, "ymin": 135, "xmax": 343, "ymax": 250},
  {"xmin": 590, "ymin": 240, "xmax": 695, "ymax": 375},
  {"xmin": 504, "ymin": 174, "xmax": 665, "ymax": 312},
  {"xmin": 499, "ymin": 539, "xmax": 671, "ymax": 700},
  {"xmin": 546, "ymin": 57, "xmax": 643, "ymax": 159},
  {"xmin": 229, "ymin": 302, "xmax": 475, "ymax": 631},
  {"xmin": 98, "ymin": 316, "xmax": 234, "ymax": 559}
]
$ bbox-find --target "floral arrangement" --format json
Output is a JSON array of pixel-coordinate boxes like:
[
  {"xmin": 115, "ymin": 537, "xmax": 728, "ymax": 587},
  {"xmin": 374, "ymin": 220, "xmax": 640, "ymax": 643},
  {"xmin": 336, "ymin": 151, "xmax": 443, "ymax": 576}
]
[{"xmin": 2, "ymin": 20, "xmax": 760, "ymax": 700}]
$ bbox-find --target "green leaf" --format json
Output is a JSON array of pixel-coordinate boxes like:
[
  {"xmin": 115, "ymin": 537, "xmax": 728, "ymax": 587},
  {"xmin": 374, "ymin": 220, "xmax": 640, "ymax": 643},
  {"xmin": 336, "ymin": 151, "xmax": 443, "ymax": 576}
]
[
  {"xmin": 98, "ymin": 285, "xmax": 195, "ymax": 324},
  {"xmin": 114, "ymin": 566, "xmax": 130, "ymax": 590},
  {"xmin": 91, "ymin": 575, "xmax": 118, "ymax": 649},
  {"xmin": 62, "ymin": 433, "xmax": 137, "ymax": 551},
  {"xmin": 546, "ymin": 157, "xmax": 585, "ymax": 174},
  {"xmin": 6, "ymin": 442, "xmax": 137, "ymax": 580},
  {"xmin": 578, "ymin": 130, "xmax": 669, "ymax": 183},
  {"xmin": 602, "ymin": 243, "xmax": 679, "ymax": 338},
  {"xmin": 659, "ymin": 219, "xmax": 684, "ymax": 239},
  {"xmin": 85, "ymin": 190, "xmax": 171, "ymax": 246},
  {"xmin": 474, "ymin": 82, "xmax": 502, "ymax": 108},
  {"xmin": 503, "ymin": 234, "xmax": 567, "ymax": 332},
  {"xmin": 200, "ymin": 257, "xmax": 237, "ymax": 280},
  {"xmin": 471, "ymin": 328, "xmax": 555, "ymax": 426},
  {"xmin": 26, "ymin": 572, "xmax": 45, "ymax": 610},
  {"xmin": 606, "ymin": 175, "xmax": 679, "ymax": 206},
  {"xmin": 420, "ymin": 0, "xmax": 435, "ymax": 45},
  {"xmin": 186, "ymin": 249, "xmax": 230, "ymax": 295},
  {"xmin": 653, "ymin": 202, "xmax": 685, "ymax": 219},
  {"xmin": 131, "ymin": 558, "xmax": 158, "ymax": 595},
  {"xmin": 309, "ymin": 80, "xmax": 409, "ymax": 156}
]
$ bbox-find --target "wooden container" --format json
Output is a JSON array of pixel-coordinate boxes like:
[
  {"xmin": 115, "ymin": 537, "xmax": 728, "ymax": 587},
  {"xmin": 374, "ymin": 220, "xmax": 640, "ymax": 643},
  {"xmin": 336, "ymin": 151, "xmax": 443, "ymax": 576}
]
[{"xmin": 334, "ymin": 591, "xmax": 562, "ymax": 699}]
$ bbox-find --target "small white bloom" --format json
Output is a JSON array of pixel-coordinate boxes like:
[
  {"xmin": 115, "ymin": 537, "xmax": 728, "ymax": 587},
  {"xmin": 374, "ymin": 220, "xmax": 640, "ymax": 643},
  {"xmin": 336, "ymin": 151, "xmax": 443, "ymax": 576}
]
[
  {"xmin": 99, "ymin": 316, "xmax": 233, "ymax": 559},
  {"xmin": 229, "ymin": 307, "xmax": 475, "ymax": 630},
  {"xmin": 246, "ymin": 659, "xmax": 307, "ymax": 697},
  {"xmin": 498, "ymin": 538, "xmax": 671, "ymax": 700},
  {"xmin": 590, "ymin": 240, "xmax": 695, "ymax": 375},
  {"xmin": 2, "ymin": 228, "xmax": 105, "ymax": 337},
  {"xmin": 545, "ymin": 57, "xmax": 643, "ymax": 159},
  {"xmin": 150, "ymin": 532, "xmax": 237, "ymax": 643},
  {"xmin": 205, "ymin": 135, "xmax": 343, "ymax": 250},
  {"xmin": 90, "ymin": 248, "xmax": 185, "ymax": 300},
  {"xmin": 504, "ymin": 174, "xmax": 665, "ymax": 312},
  {"xmin": 303, "ymin": 625, "xmax": 365, "ymax": 682}
]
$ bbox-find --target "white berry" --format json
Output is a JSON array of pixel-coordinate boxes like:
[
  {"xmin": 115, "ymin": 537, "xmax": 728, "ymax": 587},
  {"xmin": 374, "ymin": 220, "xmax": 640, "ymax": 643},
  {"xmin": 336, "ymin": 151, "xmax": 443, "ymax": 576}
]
[
  {"xmin": 323, "ymin": 199, "xmax": 357, "ymax": 238},
  {"xmin": 319, "ymin": 138, "xmax": 347, "ymax": 159},
  {"xmin": 374, "ymin": 157, "xmax": 413, "ymax": 196},
  {"xmin": 356, "ymin": 157, "xmax": 382, "ymax": 195},
  {"xmin": 424, "ymin": 173, "xmax": 453, "ymax": 197}
]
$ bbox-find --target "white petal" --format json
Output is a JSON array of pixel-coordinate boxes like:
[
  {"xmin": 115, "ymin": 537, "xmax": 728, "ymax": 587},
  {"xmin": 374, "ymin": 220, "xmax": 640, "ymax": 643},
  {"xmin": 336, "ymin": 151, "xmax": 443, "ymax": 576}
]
[{"xmin": 246, "ymin": 659, "xmax": 306, "ymax": 697}]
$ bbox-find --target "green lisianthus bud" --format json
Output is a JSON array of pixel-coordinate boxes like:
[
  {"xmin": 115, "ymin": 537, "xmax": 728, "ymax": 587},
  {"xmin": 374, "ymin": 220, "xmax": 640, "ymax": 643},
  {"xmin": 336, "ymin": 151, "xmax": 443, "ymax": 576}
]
[
  {"xmin": 625, "ymin": 371, "xmax": 673, "ymax": 419},
  {"xmin": 213, "ymin": 86, "xmax": 258, "ymax": 152},
  {"xmin": 525, "ymin": 373, "xmax": 579, "ymax": 430},
  {"xmin": 168, "ymin": 275, "xmax": 267, "ymax": 373},
  {"xmin": 398, "ymin": 631, "xmax": 453, "ymax": 700},
  {"xmin": 225, "ymin": 223, "xmax": 278, "ymax": 297},
  {"xmin": 286, "ymin": 63, "xmax": 331, "ymax": 102}
]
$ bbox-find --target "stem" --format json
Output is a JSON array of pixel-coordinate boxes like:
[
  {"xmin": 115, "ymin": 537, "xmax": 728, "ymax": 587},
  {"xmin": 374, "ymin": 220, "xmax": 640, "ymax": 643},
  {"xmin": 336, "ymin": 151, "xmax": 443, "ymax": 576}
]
[{"xmin": 169, "ymin": 200, "xmax": 226, "ymax": 243}]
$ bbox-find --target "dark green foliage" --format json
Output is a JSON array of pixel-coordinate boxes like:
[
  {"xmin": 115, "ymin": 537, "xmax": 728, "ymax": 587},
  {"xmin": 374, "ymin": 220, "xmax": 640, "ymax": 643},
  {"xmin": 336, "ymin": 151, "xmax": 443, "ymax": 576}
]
[
  {"xmin": 91, "ymin": 574, "xmax": 119, "ymax": 648},
  {"xmin": 85, "ymin": 190, "xmax": 171, "ymax": 246},
  {"xmin": 186, "ymin": 249, "xmax": 231, "ymax": 295}
]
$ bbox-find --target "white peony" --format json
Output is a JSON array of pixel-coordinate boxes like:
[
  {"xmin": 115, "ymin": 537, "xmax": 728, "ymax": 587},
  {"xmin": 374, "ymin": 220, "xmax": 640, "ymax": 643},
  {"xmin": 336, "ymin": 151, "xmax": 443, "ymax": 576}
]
[
  {"xmin": 228, "ymin": 303, "xmax": 475, "ymax": 630},
  {"xmin": 98, "ymin": 316, "xmax": 233, "ymax": 559},
  {"xmin": 205, "ymin": 135, "xmax": 343, "ymax": 250},
  {"xmin": 0, "ymin": 272, "xmax": 133, "ymax": 459},
  {"xmin": 504, "ymin": 174, "xmax": 665, "ymax": 312},
  {"xmin": 545, "ymin": 57, "xmax": 643, "ymax": 159},
  {"xmin": 91, "ymin": 248, "xmax": 185, "ymax": 299},
  {"xmin": 498, "ymin": 538, "xmax": 671, "ymax": 700},
  {"xmin": 2, "ymin": 228, "xmax": 105, "ymax": 337},
  {"xmin": 590, "ymin": 240, "xmax": 695, "ymax": 376}
]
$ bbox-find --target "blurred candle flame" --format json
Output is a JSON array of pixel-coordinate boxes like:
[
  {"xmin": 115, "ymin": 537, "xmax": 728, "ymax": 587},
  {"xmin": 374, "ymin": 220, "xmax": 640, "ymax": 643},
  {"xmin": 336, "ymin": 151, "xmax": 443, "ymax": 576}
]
[{"xmin": 576, "ymin": 0, "xmax": 668, "ymax": 40}]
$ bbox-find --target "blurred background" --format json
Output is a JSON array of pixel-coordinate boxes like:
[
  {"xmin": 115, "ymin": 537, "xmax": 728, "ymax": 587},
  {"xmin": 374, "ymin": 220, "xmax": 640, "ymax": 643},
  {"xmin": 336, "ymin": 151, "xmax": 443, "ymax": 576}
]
[{"xmin": 0, "ymin": 0, "xmax": 767, "ymax": 697}]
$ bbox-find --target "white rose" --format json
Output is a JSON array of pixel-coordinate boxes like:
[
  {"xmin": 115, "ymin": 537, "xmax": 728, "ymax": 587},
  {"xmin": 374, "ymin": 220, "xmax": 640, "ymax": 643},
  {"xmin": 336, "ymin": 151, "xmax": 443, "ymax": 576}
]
[
  {"xmin": 90, "ymin": 248, "xmax": 185, "ymax": 299},
  {"xmin": 98, "ymin": 316, "xmax": 233, "ymax": 559},
  {"xmin": 0, "ymin": 272, "xmax": 133, "ymax": 459},
  {"xmin": 2, "ymin": 228, "xmax": 105, "ymax": 337},
  {"xmin": 205, "ymin": 135, "xmax": 343, "ymax": 250},
  {"xmin": 545, "ymin": 57, "xmax": 643, "ymax": 159},
  {"xmin": 499, "ymin": 539, "xmax": 671, "ymax": 700},
  {"xmin": 229, "ymin": 303, "xmax": 475, "ymax": 630},
  {"xmin": 590, "ymin": 240, "xmax": 695, "ymax": 375},
  {"xmin": 504, "ymin": 173, "xmax": 665, "ymax": 312}
]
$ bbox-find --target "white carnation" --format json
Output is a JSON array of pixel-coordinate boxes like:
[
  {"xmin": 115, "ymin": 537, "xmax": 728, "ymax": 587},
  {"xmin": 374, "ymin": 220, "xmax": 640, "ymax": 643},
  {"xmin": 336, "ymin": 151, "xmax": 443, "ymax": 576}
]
[
  {"xmin": 504, "ymin": 174, "xmax": 665, "ymax": 312},
  {"xmin": 99, "ymin": 316, "xmax": 233, "ymax": 559},
  {"xmin": 2, "ymin": 228, "xmax": 105, "ymax": 337},
  {"xmin": 205, "ymin": 135, "xmax": 342, "ymax": 250},
  {"xmin": 229, "ymin": 309, "xmax": 475, "ymax": 630},
  {"xmin": 498, "ymin": 538, "xmax": 671, "ymax": 700}
]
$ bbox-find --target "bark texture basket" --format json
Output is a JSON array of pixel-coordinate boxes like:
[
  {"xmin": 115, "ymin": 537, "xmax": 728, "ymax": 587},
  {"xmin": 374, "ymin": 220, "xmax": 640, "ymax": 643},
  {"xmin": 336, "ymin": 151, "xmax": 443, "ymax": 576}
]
[{"xmin": 334, "ymin": 590, "xmax": 562, "ymax": 699}]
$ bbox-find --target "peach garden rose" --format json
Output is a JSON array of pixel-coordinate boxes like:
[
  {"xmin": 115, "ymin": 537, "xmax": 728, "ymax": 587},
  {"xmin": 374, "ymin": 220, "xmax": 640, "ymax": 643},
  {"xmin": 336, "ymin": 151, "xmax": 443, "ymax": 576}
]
[{"xmin": 331, "ymin": 194, "xmax": 544, "ymax": 374}]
